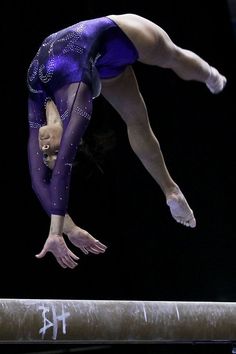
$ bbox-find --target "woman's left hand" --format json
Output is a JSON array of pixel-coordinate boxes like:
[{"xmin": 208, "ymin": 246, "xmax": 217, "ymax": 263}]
[{"xmin": 66, "ymin": 226, "xmax": 107, "ymax": 255}]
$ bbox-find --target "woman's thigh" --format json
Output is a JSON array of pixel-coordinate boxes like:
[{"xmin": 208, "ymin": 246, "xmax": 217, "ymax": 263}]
[
  {"xmin": 101, "ymin": 65, "xmax": 149, "ymax": 126},
  {"xmin": 107, "ymin": 13, "xmax": 177, "ymax": 67}
]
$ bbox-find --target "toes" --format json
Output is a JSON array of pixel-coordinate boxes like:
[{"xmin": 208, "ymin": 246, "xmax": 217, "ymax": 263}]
[
  {"xmin": 189, "ymin": 217, "xmax": 196, "ymax": 228},
  {"xmin": 177, "ymin": 219, "xmax": 190, "ymax": 227},
  {"xmin": 206, "ymin": 71, "xmax": 227, "ymax": 94},
  {"xmin": 176, "ymin": 215, "xmax": 196, "ymax": 228}
]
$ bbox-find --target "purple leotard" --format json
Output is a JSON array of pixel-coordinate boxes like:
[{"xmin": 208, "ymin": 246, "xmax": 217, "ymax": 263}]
[{"xmin": 27, "ymin": 17, "xmax": 138, "ymax": 216}]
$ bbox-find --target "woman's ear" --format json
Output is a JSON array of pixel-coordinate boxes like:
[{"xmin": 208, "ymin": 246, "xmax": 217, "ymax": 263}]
[{"xmin": 42, "ymin": 144, "xmax": 50, "ymax": 151}]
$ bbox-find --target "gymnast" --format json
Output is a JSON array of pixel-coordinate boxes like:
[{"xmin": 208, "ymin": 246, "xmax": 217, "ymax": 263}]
[{"xmin": 27, "ymin": 13, "xmax": 227, "ymax": 268}]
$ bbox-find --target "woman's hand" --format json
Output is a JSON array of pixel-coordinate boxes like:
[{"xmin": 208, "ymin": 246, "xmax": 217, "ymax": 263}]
[
  {"xmin": 35, "ymin": 234, "xmax": 79, "ymax": 269},
  {"xmin": 66, "ymin": 226, "xmax": 107, "ymax": 255}
]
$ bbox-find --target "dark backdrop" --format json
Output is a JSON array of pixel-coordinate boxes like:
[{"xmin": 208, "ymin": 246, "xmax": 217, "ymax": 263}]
[{"xmin": 1, "ymin": 0, "xmax": 236, "ymax": 353}]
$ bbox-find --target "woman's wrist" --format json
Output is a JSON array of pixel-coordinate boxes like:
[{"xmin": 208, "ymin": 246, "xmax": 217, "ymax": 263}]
[
  {"xmin": 63, "ymin": 214, "xmax": 77, "ymax": 236},
  {"xmin": 50, "ymin": 214, "xmax": 65, "ymax": 235}
]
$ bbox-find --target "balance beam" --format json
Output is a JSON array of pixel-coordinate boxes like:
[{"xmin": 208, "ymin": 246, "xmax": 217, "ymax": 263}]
[{"xmin": 0, "ymin": 299, "xmax": 235, "ymax": 343}]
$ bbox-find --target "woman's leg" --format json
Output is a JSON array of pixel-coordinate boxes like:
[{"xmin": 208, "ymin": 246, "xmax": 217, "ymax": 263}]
[
  {"xmin": 108, "ymin": 14, "xmax": 226, "ymax": 93},
  {"xmin": 101, "ymin": 66, "xmax": 196, "ymax": 227}
]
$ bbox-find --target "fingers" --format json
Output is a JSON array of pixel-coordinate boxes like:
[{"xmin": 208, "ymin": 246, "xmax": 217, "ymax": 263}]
[
  {"xmin": 82, "ymin": 240, "xmax": 107, "ymax": 255},
  {"xmin": 87, "ymin": 241, "xmax": 107, "ymax": 254},
  {"xmin": 68, "ymin": 249, "xmax": 80, "ymax": 260},
  {"xmin": 35, "ymin": 248, "xmax": 47, "ymax": 258},
  {"xmin": 80, "ymin": 245, "xmax": 98, "ymax": 255},
  {"xmin": 62, "ymin": 255, "xmax": 78, "ymax": 269},
  {"xmin": 55, "ymin": 254, "xmax": 79, "ymax": 269},
  {"xmin": 95, "ymin": 240, "xmax": 107, "ymax": 251},
  {"xmin": 81, "ymin": 247, "xmax": 89, "ymax": 255},
  {"xmin": 56, "ymin": 257, "xmax": 67, "ymax": 269},
  {"xmin": 88, "ymin": 247, "xmax": 102, "ymax": 254},
  {"xmin": 57, "ymin": 250, "xmax": 79, "ymax": 269},
  {"xmin": 81, "ymin": 244, "xmax": 106, "ymax": 255},
  {"xmin": 55, "ymin": 256, "xmax": 77, "ymax": 269},
  {"xmin": 37, "ymin": 252, "xmax": 79, "ymax": 269}
]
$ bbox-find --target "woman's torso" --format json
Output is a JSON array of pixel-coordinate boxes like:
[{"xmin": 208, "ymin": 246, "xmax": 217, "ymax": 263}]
[{"xmin": 27, "ymin": 16, "xmax": 138, "ymax": 98}]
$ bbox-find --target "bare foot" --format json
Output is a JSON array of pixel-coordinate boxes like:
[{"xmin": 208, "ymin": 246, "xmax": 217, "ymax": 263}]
[
  {"xmin": 66, "ymin": 226, "xmax": 107, "ymax": 255},
  {"xmin": 206, "ymin": 66, "xmax": 227, "ymax": 94},
  {"xmin": 166, "ymin": 191, "xmax": 196, "ymax": 228}
]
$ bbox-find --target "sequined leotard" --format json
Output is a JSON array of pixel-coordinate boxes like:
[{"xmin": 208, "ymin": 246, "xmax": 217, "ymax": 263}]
[{"xmin": 27, "ymin": 17, "xmax": 138, "ymax": 216}]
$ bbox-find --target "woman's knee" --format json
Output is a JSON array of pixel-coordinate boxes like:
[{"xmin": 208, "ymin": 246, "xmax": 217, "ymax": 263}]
[
  {"xmin": 126, "ymin": 116, "xmax": 152, "ymax": 140},
  {"xmin": 120, "ymin": 102, "xmax": 149, "ymax": 126}
]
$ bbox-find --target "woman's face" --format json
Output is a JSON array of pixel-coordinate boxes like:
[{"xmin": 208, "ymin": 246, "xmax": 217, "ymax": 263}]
[{"xmin": 39, "ymin": 124, "xmax": 63, "ymax": 169}]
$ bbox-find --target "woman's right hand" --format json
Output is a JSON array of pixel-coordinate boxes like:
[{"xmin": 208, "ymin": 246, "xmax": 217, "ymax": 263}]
[{"xmin": 35, "ymin": 234, "xmax": 79, "ymax": 269}]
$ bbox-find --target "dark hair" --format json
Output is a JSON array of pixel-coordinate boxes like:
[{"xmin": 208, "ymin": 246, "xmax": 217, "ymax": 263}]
[
  {"xmin": 74, "ymin": 96, "xmax": 119, "ymax": 178},
  {"xmin": 75, "ymin": 125, "xmax": 117, "ymax": 178}
]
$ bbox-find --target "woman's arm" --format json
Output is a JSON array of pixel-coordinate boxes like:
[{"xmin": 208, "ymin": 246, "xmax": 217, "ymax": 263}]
[
  {"xmin": 28, "ymin": 97, "xmax": 79, "ymax": 267},
  {"xmin": 48, "ymin": 82, "xmax": 93, "ymax": 216},
  {"xmin": 29, "ymin": 84, "xmax": 107, "ymax": 268},
  {"xmin": 28, "ymin": 97, "xmax": 53, "ymax": 215}
]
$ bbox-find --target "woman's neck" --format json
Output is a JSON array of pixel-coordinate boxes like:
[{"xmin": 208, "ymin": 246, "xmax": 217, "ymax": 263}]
[{"xmin": 46, "ymin": 100, "xmax": 62, "ymax": 125}]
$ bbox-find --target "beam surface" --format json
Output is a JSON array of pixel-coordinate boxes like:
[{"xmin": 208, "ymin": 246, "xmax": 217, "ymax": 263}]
[{"xmin": 0, "ymin": 299, "xmax": 235, "ymax": 343}]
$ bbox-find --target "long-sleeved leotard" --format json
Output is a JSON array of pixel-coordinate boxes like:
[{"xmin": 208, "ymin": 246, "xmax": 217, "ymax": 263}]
[{"xmin": 27, "ymin": 16, "xmax": 138, "ymax": 216}]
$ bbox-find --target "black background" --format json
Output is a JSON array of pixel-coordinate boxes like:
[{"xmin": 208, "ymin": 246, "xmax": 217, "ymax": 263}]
[{"xmin": 1, "ymin": 0, "xmax": 236, "ymax": 353}]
